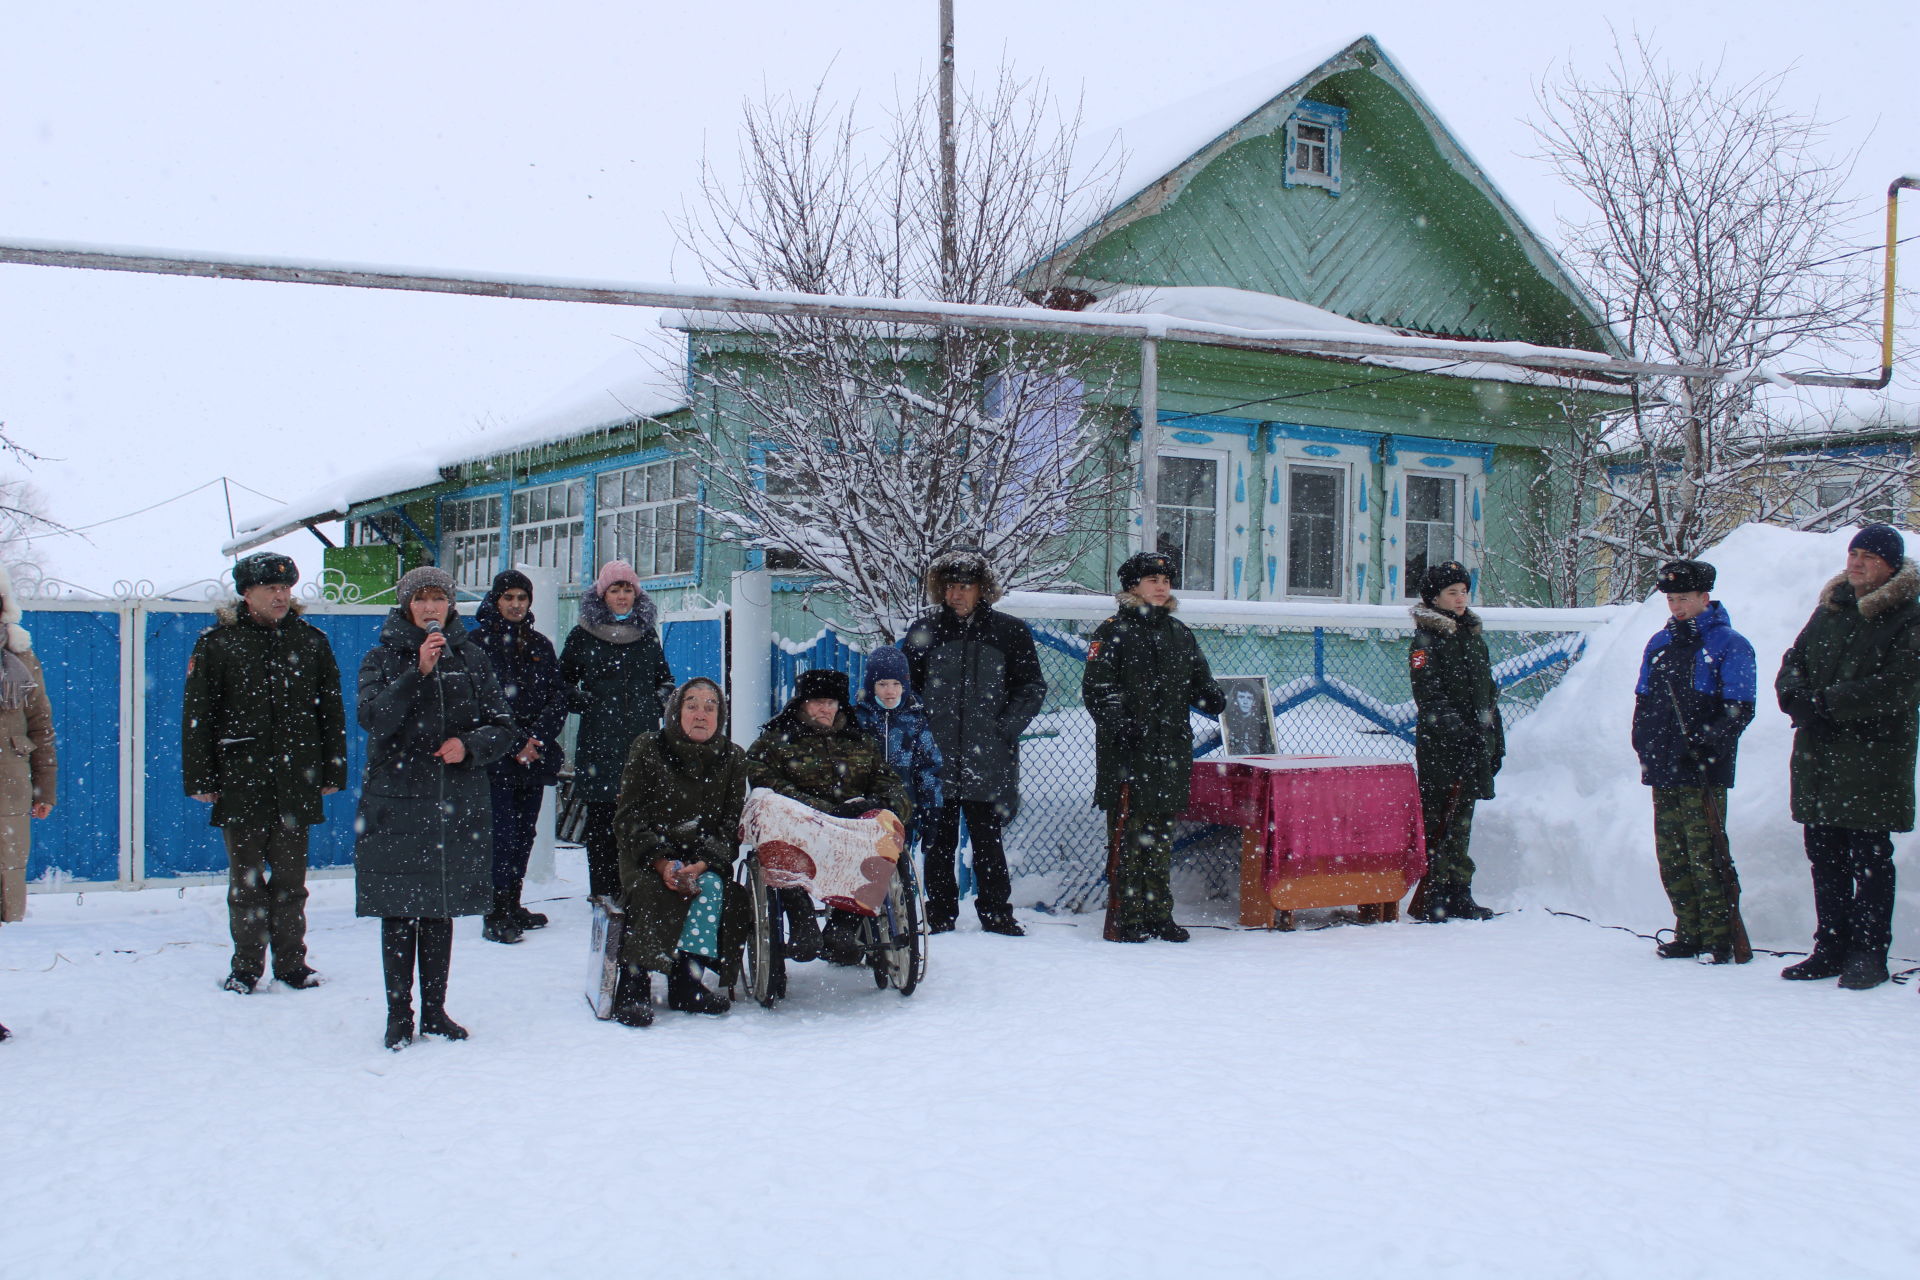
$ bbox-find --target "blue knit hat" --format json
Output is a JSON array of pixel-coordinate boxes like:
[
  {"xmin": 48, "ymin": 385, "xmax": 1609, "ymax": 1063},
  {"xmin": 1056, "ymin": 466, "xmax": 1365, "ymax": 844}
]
[
  {"xmin": 863, "ymin": 645, "xmax": 911, "ymax": 698},
  {"xmin": 1849, "ymin": 524, "xmax": 1905, "ymax": 568}
]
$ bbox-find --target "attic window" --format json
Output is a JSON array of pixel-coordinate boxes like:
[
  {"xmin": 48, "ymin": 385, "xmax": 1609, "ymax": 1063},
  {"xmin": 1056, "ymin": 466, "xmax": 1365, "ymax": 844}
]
[{"xmin": 1283, "ymin": 100, "xmax": 1346, "ymax": 195}]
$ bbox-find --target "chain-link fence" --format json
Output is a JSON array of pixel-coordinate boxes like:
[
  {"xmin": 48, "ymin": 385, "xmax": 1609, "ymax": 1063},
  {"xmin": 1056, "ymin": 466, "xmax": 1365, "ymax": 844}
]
[{"xmin": 769, "ymin": 600, "xmax": 1607, "ymax": 916}]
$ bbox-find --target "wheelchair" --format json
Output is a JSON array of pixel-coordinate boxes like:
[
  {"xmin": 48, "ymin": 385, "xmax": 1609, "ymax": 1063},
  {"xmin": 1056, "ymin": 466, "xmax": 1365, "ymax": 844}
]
[{"xmin": 736, "ymin": 844, "xmax": 927, "ymax": 1008}]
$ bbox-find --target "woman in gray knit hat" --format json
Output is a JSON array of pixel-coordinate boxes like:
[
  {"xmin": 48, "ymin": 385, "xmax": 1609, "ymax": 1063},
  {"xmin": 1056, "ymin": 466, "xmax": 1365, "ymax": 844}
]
[{"xmin": 352, "ymin": 566, "xmax": 517, "ymax": 1050}]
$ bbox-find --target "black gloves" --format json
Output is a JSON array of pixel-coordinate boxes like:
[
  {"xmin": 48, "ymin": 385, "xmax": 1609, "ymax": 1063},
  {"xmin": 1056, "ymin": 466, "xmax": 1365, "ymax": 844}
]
[
  {"xmin": 1780, "ymin": 690, "xmax": 1825, "ymax": 727},
  {"xmin": 834, "ymin": 797, "xmax": 879, "ymax": 818}
]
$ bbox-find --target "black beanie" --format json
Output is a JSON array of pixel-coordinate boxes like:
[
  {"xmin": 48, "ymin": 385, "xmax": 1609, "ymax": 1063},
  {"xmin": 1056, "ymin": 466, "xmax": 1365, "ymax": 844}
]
[
  {"xmin": 1850, "ymin": 524, "xmax": 1905, "ymax": 569},
  {"xmin": 490, "ymin": 569, "xmax": 534, "ymax": 598},
  {"xmin": 1119, "ymin": 550, "xmax": 1178, "ymax": 590},
  {"xmin": 1418, "ymin": 560, "xmax": 1471, "ymax": 604},
  {"xmin": 233, "ymin": 552, "xmax": 298, "ymax": 592},
  {"xmin": 1656, "ymin": 559, "xmax": 1716, "ymax": 594}
]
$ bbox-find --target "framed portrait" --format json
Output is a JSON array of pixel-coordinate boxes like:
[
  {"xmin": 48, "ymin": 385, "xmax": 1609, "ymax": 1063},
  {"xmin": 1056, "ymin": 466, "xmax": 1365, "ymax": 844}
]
[{"xmin": 1216, "ymin": 675, "xmax": 1277, "ymax": 757}]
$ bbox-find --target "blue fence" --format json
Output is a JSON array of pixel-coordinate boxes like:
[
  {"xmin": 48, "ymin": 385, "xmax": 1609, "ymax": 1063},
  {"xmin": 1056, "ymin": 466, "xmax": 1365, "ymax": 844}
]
[{"xmin": 22, "ymin": 601, "xmax": 388, "ymax": 887}]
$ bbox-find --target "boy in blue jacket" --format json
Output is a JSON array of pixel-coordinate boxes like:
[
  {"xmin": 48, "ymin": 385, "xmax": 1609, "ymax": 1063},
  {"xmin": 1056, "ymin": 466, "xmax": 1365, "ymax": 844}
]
[
  {"xmin": 853, "ymin": 646, "xmax": 943, "ymax": 858},
  {"xmin": 1631, "ymin": 558, "xmax": 1757, "ymax": 964}
]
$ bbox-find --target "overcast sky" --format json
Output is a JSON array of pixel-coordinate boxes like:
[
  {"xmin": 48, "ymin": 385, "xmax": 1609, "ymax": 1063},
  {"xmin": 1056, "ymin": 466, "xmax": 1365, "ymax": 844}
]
[{"xmin": 2, "ymin": 0, "xmax": 1914, "ymax": 595}]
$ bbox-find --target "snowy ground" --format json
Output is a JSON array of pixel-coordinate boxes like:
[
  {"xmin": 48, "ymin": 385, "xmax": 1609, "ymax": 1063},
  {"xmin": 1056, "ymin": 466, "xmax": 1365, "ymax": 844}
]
[{"xmin": 5, "ymin": 850, "xmax": 1919, "ymax": 1279}]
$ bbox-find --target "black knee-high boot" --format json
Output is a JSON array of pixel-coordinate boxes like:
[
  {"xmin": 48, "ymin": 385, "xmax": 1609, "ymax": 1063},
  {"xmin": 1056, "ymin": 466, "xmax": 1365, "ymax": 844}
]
[
  {"xmin": 381, "ymin": 918, "xmax": 417, "ymax": 1050},
  {"xmin": 416, "ymin": 918, "xmax": 468, "ymax": 1040}
]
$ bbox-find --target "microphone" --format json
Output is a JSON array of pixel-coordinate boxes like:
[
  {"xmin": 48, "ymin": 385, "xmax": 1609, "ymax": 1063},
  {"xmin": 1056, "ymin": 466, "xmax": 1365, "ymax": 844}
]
[{"xmin": 424, "ymin": 619, "xmax": 443, "ymax": 635}]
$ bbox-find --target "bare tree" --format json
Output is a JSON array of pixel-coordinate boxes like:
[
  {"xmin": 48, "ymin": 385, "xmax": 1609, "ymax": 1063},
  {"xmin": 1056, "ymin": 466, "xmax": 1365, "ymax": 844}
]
[
  {"xmin": 0, "ymin": 425, "xmax": 58, "ymax": 592},
  {"xmin": 674, "ymin": 70, "xmax": 1130, "ymax": 640},
  {"xmin": 1532, "ymin": 35, "xmax": 1889, "ymax": 596}
]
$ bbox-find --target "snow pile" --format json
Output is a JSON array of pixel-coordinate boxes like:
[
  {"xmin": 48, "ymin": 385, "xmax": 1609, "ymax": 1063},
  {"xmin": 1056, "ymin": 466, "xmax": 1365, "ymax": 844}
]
[{"xmin": 1476, "ymin": 522, "xmax": 1920, "ymax": 956}]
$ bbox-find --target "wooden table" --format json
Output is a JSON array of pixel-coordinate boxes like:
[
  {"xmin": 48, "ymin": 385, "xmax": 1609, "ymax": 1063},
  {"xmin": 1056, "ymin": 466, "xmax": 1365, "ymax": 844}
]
[{"xmin": 1183, "ymin": 755, "xmax": 1427, "ymax": 930}]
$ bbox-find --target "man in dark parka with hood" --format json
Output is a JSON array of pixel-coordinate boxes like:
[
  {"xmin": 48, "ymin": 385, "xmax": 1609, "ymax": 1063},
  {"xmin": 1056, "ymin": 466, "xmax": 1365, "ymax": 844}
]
[
  {"xmin": 902, "ymin": 548, "xmax": 1047, "ymax": 936},
  {"xmin": 183, "ymin": 552, "xmax": 347, "ymax": 994},
  {"xmin": 1082, "ymin": 550, "xmax": 1226, "ymax": 943},
  {"xmin": 1407, "ymin": 560, "xmax": 1503, "ymax": 923},
  {"xmin": 1631, "ymin": 558, "xmax": 1757, "ymax": 964},
  {"xmin": 1775, "ymin": 524, "xmax": 1920, "ymax": 991}
]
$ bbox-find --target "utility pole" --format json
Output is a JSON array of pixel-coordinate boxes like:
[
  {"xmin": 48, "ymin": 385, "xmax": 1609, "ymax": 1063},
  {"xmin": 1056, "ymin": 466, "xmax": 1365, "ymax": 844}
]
[{"xmin": 938, "ymin": 0, "xmax": 958, "ymax": 302}]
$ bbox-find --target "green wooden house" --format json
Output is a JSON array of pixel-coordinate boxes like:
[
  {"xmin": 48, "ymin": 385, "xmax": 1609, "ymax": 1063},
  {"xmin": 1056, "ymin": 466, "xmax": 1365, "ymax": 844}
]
[{"xmin": 231, "ymin": 35, "xmax": 1628, "ymax": 637}]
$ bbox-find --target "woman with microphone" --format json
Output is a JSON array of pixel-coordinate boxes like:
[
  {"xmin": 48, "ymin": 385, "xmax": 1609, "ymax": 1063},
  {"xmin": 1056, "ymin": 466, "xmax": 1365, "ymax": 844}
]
[{"xmin": 354, "ymin": 567, "xmax": 517, "ymax": 1051}]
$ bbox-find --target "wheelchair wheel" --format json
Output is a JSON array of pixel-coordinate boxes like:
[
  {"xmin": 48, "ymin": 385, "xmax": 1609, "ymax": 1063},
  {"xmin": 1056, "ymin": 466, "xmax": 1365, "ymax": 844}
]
[
  {"xmin": 744, "ymin": 856, "xmax": 786, "ymax": 1009},
  {"xmin": 868, "ymin": 854, "xmax": 924, "ymax": 996}
]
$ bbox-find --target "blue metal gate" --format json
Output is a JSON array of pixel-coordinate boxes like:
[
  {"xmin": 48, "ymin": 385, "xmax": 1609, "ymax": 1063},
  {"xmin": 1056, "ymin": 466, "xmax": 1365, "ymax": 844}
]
[{"xmin": 22, "ymin": 609, "xmax": 123, "ymax": 885}]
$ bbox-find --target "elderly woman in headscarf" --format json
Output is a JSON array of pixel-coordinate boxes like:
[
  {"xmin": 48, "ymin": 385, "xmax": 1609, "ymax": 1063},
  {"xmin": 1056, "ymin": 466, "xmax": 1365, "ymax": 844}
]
[
  {"xmin": 0, "ymin": 564, "xmax": 56, "ymax": 1043},
  {"xmin": 609, "ymin": 678, "xmax": 752, "ymax": 1027}
]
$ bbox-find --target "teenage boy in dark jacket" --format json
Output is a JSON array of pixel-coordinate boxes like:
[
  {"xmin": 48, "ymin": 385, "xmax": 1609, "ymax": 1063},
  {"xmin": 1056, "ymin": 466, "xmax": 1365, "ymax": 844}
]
[
  {"xmin": 1083, "ymin": 551, "xmax": 1226, "ymax": 943},
  {"xmin": 1631, "ymin": 558, "xmax": 1756, "ymax": 964},
  {"xmin": 470, "ymin": 569, "xmax": 569, "ymax": 944}
]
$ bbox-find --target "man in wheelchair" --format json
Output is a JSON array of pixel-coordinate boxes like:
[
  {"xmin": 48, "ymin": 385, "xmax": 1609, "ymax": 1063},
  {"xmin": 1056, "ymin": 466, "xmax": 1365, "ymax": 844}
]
[{"xmin": 746, "ymin": 668, "xmax": 911, "ymax": 965}]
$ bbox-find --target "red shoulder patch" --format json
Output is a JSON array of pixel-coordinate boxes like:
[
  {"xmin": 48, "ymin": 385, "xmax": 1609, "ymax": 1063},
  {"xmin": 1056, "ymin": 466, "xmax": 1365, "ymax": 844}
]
[
  {"xmin": 1410, "ymin": 649, "xmax": 1428, "ymax": 670},
  {"xmin": 1086, "ymin": 640, "xmax": 1103, "ymax": 660}
]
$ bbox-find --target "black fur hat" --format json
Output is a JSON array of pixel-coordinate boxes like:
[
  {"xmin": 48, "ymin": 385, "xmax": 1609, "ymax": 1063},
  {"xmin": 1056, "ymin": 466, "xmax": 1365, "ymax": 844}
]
[
  {"xmin": 1119, "ymin": 550, "xmax": 1178, "ymax": 590},
  {"xmin": 232, "ymin": 552, "xmax": 298, "ymax": 592},
  {"xmin": 795, "ymin": 667, "xmax": 851, "ymax": 706},
  {"xmin": 1656, "ymin": 559, "xmax": 1716, "ymax": 594},
  {"xmin": 1418, "ymin": 560, "xmax": 1472, "ymax": 604}
]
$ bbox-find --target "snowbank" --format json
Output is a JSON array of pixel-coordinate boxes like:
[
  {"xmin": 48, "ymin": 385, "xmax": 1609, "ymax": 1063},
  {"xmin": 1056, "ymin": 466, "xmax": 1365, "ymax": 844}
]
[{"xmin": 1476, "ymin": 522, "xmax": 1920, "ymax": 956}]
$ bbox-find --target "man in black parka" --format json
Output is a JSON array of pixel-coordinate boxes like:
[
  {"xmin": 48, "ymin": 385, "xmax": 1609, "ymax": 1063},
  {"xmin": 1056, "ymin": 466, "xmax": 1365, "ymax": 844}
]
[
  {"xmin": 903, "ymin": 549, "xmax": 1047, "ymax": 936},
  {"xmin": 1775, "ymin": 524, "xmax": 1920, "ymax": 990},
  {"xmin": 1082, "ymin": 551, "xmax": 1226, "ymax": 943},
  {"xmin": 183, "ymin": 553, "xmax": 347, "ymax": 994}
]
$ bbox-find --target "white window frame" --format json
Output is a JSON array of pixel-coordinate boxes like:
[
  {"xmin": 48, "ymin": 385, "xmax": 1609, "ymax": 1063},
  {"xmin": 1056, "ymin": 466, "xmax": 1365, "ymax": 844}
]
[
  {"xmin": 1400, "ymin": 471, "xmax": 1463, "ymax": 599},
  {"xmin": 1283, "ymin": 101, "xmax": 1345, "ymax": 194},
  {"xmin": 509, "ymin": 478, "xmax": 586, "ymax": 587},
  {"xmin": 1155, "ymin": 448, "xmax": 1228, "ymax": 599},
  {"xmin": 595, "ymin": 457, "xmax": 697, "ymax": 582},
  {"xmin": 1282, "ymin": 461, "xmax": 1349, "ymax": 600},
  {"xmin": 440, "ymin": 494, "xmax": 503, "ymax": 594}
]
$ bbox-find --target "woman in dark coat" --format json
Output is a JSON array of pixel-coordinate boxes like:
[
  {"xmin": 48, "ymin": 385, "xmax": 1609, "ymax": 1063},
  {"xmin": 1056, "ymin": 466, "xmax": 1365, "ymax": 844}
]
[
  {"xmin": 1407, "ymin": 560, "xmax": 1504, "ymax": 923},
  {"xmin": 355, "ymin": 567, "xmax": 517, "ymax": 1051},
  {"xmin": 610, "ymin": 678, "xmax": 752, "ymax": 1027},
  {"xmin": 560, "ymin": 559, "xmax": 675, "ymax": 901}
]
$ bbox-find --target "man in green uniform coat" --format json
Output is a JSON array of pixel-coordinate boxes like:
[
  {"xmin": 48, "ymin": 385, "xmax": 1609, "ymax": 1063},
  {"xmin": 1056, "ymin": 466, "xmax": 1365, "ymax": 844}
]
[
  {"xmin": 1407, "ymin": 561, "xmax": 1503, "ymax": 922},
  {"xmin": 1083, "ymin": 551, "xmax": 1226, "ymax": 943},
  {"xmin": 1775, "ymin": 524, "xmax": 1920, "ymax": 991},
  {"xmin": 183, "ymin": 553, "xmax": 348, "ymax": 993}
]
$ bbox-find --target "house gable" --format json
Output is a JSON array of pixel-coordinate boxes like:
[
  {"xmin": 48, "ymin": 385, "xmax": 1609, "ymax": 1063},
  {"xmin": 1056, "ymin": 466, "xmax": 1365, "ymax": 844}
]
[{"xmin": 1037, "ymin": 37, "xmax": 1617, "ymax": 355}]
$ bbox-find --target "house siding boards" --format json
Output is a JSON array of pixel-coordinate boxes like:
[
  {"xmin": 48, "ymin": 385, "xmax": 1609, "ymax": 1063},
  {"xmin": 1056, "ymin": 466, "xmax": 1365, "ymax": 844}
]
[{"xmin": 1069, "ymin": 69, "xmax": 1598, "ymax": 351}]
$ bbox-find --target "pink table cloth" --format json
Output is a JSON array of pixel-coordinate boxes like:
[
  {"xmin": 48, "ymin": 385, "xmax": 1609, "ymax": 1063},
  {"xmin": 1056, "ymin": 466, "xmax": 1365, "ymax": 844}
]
[{"xmin": 1183, "ymin": 756, "xmax": 1427, "ymax": 892}]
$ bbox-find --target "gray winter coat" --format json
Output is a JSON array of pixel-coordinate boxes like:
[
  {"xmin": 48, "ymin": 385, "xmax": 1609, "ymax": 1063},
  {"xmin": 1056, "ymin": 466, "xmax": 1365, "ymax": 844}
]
[{"xmin": 352, "ymin": 609, "xmax": 517, "ymax": 918}]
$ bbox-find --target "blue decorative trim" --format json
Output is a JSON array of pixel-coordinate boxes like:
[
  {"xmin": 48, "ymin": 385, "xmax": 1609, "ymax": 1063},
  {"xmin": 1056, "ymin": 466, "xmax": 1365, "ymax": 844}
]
[
  {"xmin": 1233, "ymin": 557, "xmax": 1243, "ymax": 596},
  {"xmin": 1386, "ymin": 434, "xmax": 1495, "ymax": 471},
  {"xmin": 1170, "ymin": 430, "xmax": 1215, "ymax": 445},
  {"xmin": 1302, "ymin": 444, "xmax": 1340, "ymax": 458},
  {"xmin": 1390, "ymin": 482, "xmax": 1401, "ymax": 518},
  {"xmin": 1358, "ymin": 475, "xmax": 1369, "ymax": 513},
  {"xmin": 1472, "ymin": 488, "xmax": 1482, "ymax": 523},
  {"xmin": 1268, "ymin": 421, "xmax": 1382, "ymax": 452},
  {"xmin": 1267, "ymin": 556, "xmax": 1278, "ymax": 592},
  {"xmin": 1419, "ymin": 456, "xmax": 1455, "ymax": 468},
  {"xmin": 1234, "ymin": 463, "xmax": 1245, "ymax": 504},
  {"xmin": 1142, "ymin": 412, "xmax": 1261, "ymax": 438}
]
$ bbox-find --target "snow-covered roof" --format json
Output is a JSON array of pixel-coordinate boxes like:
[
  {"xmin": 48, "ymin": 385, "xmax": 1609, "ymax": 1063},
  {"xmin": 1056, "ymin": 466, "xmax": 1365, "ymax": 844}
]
[
  {"xmin": 224, "ymin": 343, "xmax": 687, "ymax": 554},
  {"xmin": 1083, "ymin": 286, "xmax": 1622, "ymax": 391}
]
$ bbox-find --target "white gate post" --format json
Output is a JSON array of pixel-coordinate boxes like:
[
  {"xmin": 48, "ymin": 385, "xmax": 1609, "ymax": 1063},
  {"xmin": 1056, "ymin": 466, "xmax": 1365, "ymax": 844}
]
[
  {"xmin": 729, "ymin": 569, "xmax": 773, "ymax": 748},
  {"xmin": 520, "ymin": 563, "xmax": 561, "ymax": 885}
]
